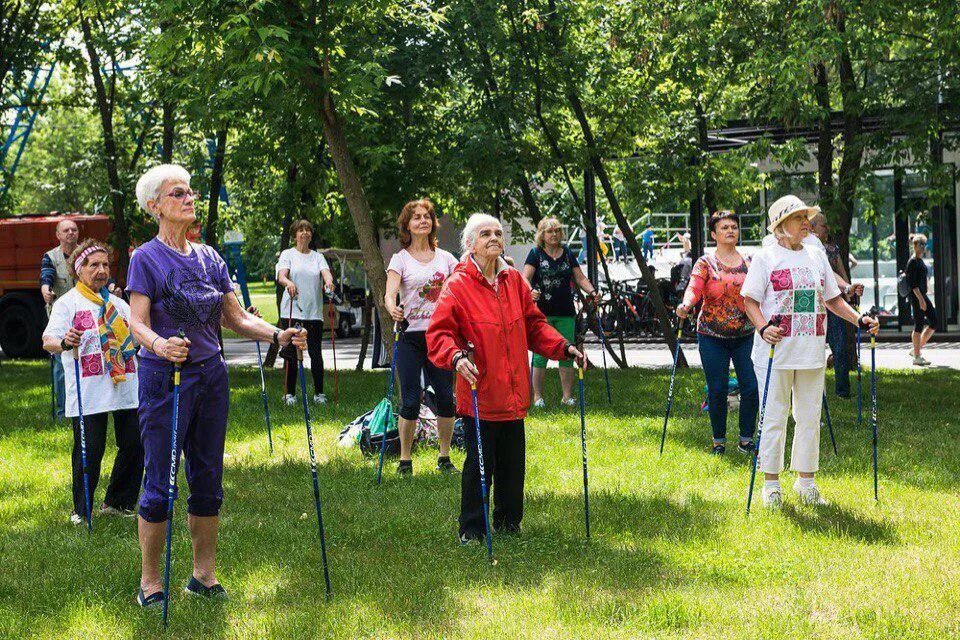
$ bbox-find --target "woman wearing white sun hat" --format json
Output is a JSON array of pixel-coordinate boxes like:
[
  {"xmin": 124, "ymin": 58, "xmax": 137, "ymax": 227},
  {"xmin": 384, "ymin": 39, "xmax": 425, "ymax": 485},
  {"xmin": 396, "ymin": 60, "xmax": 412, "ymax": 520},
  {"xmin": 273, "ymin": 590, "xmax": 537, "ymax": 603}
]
[{"xmin": 740, "ymin": 195, "xmax": 879, "ymax": 509}]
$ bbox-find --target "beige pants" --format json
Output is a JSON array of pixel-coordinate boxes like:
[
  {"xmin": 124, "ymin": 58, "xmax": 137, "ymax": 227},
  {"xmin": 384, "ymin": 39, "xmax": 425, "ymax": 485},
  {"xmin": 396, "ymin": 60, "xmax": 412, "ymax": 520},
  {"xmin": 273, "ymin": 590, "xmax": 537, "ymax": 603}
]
[{"xmin": 754, "ymin": 367, "xmax": 825, "ymax": 475}]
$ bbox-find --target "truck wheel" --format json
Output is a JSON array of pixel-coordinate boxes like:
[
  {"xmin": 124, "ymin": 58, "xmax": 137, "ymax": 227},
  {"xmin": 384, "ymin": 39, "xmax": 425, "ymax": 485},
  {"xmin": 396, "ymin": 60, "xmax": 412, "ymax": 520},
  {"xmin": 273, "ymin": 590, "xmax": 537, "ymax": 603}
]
[
  {"xmin": 337, "ymin": 315, "xmax": 352, "ymax": 338},
  {"xmin": 0, "ymin": 301, "xmax": 43, "ymax": 358}
]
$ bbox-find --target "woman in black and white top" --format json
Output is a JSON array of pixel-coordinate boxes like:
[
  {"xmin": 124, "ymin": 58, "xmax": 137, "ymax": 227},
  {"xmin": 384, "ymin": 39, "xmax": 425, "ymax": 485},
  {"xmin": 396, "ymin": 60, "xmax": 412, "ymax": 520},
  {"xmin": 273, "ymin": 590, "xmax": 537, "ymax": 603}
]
[
  {"xmin": 276, "ymin": 219, "xmax": 336, "ymax": 404},
  {"xmin": 906, "ymin": 233, "xmax": 936, "ymax": 366}
]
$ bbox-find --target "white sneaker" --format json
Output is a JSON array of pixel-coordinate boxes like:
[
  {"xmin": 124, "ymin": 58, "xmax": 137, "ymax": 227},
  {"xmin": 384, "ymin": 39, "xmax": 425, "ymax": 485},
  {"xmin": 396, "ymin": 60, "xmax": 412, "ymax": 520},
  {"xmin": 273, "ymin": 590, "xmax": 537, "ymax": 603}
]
[
  {"xmin": 561, "ymin": 398, "xmax": 577, "ymax": 407},
  {"xmin": 912, "ymin": 354, "xmax": 930, "ymax": 367},
  {"xmin": 793, "ymin": 479, "xmax": 828, "ymax": 505},
  {"xmin": 69, "ymin": 513, "xmax": 83, "ymax": 526},
  {"xmin": 533, "ymin": 398, "xmax": 545, "ymax": 408},
  {"xmin": 313, "ymin": 393, "xmax": 327, "ymax": 404},
  {"xmin": 284, "ymin": 394, "xmax": 297, "ymax": 406},
  {"xmin": 762, "ymin": 486, "xmax": 783, "ymax": 509}
]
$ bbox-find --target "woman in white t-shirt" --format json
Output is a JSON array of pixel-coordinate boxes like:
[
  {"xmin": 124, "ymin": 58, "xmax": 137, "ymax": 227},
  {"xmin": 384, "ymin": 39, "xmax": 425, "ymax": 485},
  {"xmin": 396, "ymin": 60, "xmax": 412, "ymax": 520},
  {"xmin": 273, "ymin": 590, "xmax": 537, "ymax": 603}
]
[
  {"xmin": 740, "ymin": 195, "xmax": 878, "ymax": 509},
  {"xmin": 384, "ymin": 198, "xmax": 460, "ymax": 476},
  {"xmin": 276, "ymin": 219, "xmax": 336, "ymax": 404},
  {"xmin": 42, "ymin": 239, "xmax": 143, "ymax": 525}
]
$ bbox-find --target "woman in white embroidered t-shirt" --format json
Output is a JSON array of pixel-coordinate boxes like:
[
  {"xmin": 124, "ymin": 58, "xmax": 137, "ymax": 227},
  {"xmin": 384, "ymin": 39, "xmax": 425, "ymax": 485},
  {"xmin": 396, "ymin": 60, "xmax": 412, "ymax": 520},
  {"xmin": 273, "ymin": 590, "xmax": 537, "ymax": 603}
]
[
  {"xmin": 276, "ymin": 219, "xmax": 336, "ymax": 404},
  {"xmin": 42, "ymin": 239, "xmax": 143, "ymax": 525},
  {"xmin": 740, "ymin": 195, "xmax": 878, "ymax": 508},
  {"xmin": 384, "ymin": 198, "xmax": 460, "ymax": 476}
]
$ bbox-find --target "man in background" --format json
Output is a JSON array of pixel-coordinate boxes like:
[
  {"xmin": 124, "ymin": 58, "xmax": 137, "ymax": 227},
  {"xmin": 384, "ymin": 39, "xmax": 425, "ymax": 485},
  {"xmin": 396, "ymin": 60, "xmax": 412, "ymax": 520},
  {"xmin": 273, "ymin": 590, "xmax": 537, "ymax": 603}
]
[
  {"xmin": 641, "ymin": 224, "xmax": 656, "ymax": 262},
  {"xmin": 40, "ymin": 219, "xmax": 79, "ymax": 419},
  {"xmin": 810, "ymin": 212, "xmax": 863, "ymax": 398}
]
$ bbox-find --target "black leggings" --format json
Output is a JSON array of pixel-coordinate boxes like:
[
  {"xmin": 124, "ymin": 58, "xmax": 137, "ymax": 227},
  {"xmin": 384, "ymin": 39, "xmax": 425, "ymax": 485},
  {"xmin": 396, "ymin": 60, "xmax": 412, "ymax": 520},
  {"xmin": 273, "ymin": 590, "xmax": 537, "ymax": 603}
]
[
  {"xmin": 72, "ymin": 408, "xmax": 143, "ymax": 513},
  {"xmin": 280, "ymin": 318, "xmax": 324, "ymax": 395},
  {"xmin": 910, "ymin": 294, "xmax": 937, "ymax": 332},
  {"xmin": 396, "ymin": 331, "xmax": 455, "ymax": 420}
]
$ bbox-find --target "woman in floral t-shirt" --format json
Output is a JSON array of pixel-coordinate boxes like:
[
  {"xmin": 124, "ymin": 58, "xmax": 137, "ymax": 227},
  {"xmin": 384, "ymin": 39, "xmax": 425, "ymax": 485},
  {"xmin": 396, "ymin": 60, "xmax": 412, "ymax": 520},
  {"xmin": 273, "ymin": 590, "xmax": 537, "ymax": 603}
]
[
  {"xmin": 385, "ymin": 198, "xmax": 459, "ymax": 476},
  {"xmin": 678, "ymin": 211, "xmax": 758, "ymax": 456},
  {"xmin": 741, "ymin": 195, "xmax": 879, "ymax": 509}
]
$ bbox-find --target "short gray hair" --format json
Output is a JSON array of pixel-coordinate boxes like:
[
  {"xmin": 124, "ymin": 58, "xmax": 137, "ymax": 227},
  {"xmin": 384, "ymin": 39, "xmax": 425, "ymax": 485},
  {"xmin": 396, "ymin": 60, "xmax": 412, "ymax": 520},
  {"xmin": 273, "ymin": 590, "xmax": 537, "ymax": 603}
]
[
  {"xmin": 136, "ymin": 164, "xmax": 192, "ymax": 220},
  {"xmin": 461, "ymin": 213, "xmax": 502, "ymax": 252}
]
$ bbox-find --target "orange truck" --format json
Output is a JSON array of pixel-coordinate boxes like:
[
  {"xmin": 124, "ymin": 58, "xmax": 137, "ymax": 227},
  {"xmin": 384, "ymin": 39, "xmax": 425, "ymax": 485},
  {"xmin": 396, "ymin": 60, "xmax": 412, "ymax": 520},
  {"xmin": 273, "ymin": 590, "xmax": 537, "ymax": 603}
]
[{"xmin": 0, "ymin": 214, "xmax": 114, "ymax": 358}]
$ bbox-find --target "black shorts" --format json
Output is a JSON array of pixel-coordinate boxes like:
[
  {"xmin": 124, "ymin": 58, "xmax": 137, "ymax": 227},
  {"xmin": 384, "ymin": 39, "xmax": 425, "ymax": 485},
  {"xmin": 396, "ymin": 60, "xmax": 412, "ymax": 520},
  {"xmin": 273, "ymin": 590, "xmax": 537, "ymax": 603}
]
[{"xmin": 910, "ymin": 294, "xmax": 937, "ymax": 331}]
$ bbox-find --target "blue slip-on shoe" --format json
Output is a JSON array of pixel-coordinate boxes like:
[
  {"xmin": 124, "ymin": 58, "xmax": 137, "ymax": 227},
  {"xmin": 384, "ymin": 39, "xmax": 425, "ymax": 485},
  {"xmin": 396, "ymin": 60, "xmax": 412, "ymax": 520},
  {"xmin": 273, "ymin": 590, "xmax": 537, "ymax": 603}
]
[
  {"xmin": 136, "ymin": 589, "xmax": 165, "ymax": 609},
  {"xmin": 184, "ymin": 576, "xmax": 229, "ymax": 600}
]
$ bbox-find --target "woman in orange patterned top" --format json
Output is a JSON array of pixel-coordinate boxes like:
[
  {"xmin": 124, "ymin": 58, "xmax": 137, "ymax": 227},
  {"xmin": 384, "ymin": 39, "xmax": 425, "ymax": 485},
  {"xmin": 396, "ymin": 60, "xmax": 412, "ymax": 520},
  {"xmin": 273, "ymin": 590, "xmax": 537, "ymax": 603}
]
[{"xmin": 676, "ymin": 211, "xmax": 758, "ymax": 456}]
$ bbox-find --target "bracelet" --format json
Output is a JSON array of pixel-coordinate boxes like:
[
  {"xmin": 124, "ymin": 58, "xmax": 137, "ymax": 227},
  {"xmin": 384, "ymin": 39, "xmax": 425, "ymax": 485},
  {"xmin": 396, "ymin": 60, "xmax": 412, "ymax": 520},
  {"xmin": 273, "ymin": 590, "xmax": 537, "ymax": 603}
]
[
  {"xmin": 150, "ymin": 336, "xmax": 161, "ymax": 353},
  {"xmin": 452, "ymin": 351, "xmax": 466, "ymax": 369}
]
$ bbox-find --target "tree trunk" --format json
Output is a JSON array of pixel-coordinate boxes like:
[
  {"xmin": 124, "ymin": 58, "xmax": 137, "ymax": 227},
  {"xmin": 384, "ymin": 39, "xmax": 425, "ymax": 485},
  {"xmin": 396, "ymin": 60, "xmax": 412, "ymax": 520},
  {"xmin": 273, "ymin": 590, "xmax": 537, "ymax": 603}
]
[
  {"xmin": 834, "ymin": 35, "xmax": 864, "ymax": 277},
  {"xmin": 318, "ymin": 96, "xmax": 394, "ymax": 354},
  {"xmin": 161, "ymin": 101, "xmax": 175, "ymax": 162},
  {"xmin": 206, "ymin": 127, "xmax": 228, "ymax": 252},
  {"xmin": 79, "ymin": 10, "xmax": 130, "ymax": 277},
  {"xmin": 543, "ymin": 0, "xmax": 682, "ymax": 362},
  {"xmin": 564, "ymin": 86, "xmax": 683, "ymax": 362},
  {"xmin": 356, "ymin": 295, "xmax": 372, "ymax": 371}
]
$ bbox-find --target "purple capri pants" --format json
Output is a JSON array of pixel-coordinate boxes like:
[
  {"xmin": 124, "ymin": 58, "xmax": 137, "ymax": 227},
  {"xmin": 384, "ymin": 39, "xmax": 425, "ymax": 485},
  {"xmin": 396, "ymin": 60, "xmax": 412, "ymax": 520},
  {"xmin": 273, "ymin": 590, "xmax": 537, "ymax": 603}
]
[{"xmin": 137, "ymin": 355, "xmax": 230, "ymax": 522}]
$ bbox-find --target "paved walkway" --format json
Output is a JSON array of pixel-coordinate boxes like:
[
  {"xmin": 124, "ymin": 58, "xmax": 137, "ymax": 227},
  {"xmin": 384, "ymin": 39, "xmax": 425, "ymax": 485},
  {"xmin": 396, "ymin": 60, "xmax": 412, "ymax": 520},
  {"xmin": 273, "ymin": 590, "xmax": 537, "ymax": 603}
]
[{"xmin": 223, "ymin": 337, "xmax": 960, "ymax": 371}]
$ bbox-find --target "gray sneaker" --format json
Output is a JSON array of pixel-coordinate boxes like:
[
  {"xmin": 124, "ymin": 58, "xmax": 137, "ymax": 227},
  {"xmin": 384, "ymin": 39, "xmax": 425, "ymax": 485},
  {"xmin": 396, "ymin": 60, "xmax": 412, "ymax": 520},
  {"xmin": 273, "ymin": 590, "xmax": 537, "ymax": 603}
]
[
  {"xmin": 762, "ymin": 486, "xmax": 783, "ymax": 509},
  {"xmin": 793, "ymin": 479, "xmax": 828, "ymax": 505}
]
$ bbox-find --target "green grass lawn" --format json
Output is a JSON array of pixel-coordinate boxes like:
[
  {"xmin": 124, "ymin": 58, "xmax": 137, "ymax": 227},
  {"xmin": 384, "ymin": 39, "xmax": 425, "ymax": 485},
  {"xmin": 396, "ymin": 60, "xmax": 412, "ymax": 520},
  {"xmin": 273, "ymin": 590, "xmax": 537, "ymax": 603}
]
[{"xmin": 2, "ymin": 360, "xmax": 960, "ymax": 639}]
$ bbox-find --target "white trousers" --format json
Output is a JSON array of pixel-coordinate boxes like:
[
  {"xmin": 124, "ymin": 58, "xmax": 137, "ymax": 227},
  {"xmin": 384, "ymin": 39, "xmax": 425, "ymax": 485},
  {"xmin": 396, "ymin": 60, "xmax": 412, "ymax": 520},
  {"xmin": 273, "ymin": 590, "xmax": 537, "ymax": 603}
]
[{"xmin": 754, "ymin": 366, "xmax": 825, "ymax": 475}]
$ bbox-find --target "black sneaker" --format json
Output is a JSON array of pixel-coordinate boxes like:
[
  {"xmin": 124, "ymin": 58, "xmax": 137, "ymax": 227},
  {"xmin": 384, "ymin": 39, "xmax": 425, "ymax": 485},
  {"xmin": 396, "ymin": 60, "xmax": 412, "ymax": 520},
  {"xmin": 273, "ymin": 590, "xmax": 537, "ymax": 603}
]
[
  {"xmin": 397, "ymin": 460, "xmax": 413, "ymax": 476},
  {"xmin": 711, "ymin": 443, "xmax": 726, "ymax": 455},
  {"xmin": 737, "ymin": 441, "xmax": 756, "ymax": 455},
  {"xmin": 184, "ymin": 576, "xmax": 228, "ymax": 600},
  {"xmin": 494, "ymin": 523, "xmax": 521, "ymax": 535},
  {"xmin": 437, "ymin": 457, "xmax": 460, "ymax": 474},
  {"xmin": 136, "ymin": 588, "xmax": 165, "ymax": 609}
]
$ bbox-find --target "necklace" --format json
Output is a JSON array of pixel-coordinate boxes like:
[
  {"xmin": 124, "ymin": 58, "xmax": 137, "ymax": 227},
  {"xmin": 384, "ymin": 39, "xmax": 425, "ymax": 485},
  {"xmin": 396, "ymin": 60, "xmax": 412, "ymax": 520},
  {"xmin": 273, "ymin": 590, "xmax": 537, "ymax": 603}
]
[{"xmin": 158, "ymin": 235, "xmax": 191, "ymax": 256}]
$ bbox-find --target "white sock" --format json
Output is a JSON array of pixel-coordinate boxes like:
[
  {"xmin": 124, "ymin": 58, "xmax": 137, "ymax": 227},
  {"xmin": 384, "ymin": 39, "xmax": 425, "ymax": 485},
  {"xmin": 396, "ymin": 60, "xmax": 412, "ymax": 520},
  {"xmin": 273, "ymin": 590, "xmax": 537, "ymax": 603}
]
[
  {"xmin": 797, "ymin": 476, "xmax": 815, "ymax": 490},
  {"xmin": 764, "ymin": 480, "xmax": 781, "ymax": 491}
]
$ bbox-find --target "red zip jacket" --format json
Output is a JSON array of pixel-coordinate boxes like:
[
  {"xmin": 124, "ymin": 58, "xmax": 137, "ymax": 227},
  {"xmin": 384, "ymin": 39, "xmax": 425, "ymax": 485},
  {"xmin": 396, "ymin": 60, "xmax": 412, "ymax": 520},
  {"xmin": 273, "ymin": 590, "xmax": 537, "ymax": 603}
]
[{"xmin": 427, "ymin": 257, "xmax": 570, "ymax": 421}]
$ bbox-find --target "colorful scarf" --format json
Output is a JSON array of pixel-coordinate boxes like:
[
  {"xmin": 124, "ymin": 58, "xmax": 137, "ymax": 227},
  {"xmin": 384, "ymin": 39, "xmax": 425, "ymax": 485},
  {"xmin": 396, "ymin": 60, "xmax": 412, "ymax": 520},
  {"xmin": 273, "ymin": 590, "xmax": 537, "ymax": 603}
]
[{"xmin": 76, "ymin": 281, "xmax": 136, "ymax": 384}]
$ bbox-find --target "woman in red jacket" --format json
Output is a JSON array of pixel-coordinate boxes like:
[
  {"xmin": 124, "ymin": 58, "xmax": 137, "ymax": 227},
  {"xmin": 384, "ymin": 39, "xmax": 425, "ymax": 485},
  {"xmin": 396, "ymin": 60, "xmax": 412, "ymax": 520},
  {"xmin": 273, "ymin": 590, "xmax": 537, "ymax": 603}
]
[{"xmin": 427, "ymin": 213, "xmax": 585, "ymax": 543}]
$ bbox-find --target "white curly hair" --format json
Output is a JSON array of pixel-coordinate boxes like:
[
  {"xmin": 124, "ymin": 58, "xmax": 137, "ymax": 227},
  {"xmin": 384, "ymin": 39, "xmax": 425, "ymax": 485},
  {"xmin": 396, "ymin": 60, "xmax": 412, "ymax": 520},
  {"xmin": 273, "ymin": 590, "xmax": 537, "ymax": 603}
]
[
  {"xmin": 135, "ymin": 164, "xmax": 192, "ymax": 220},
  {"xmin": 460, "ymin": 213, "xmax": 502, "ymax": 253}
]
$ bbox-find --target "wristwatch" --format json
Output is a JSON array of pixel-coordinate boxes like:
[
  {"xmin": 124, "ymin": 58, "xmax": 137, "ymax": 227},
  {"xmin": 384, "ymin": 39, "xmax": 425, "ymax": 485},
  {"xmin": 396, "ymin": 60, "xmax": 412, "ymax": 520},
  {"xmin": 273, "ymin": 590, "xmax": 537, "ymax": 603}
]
[
  {"xmin": 451, "ymin": 351, "xmax": 468, "ymax": 369},
  {"xmin": 60, "ymin": 338, "xmax": 69, "ymax": 351},
  {"xmin": 272, "ymin": 328, "xmax": 281, "ymax": 346}
]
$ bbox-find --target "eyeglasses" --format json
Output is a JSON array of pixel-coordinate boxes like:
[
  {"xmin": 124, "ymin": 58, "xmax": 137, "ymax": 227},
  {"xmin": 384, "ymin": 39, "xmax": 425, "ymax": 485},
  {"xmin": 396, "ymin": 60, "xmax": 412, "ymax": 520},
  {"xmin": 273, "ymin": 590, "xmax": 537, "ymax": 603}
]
[{"xmin": 162, "ymin": 188, "xmax": 199, "ymax": 200}]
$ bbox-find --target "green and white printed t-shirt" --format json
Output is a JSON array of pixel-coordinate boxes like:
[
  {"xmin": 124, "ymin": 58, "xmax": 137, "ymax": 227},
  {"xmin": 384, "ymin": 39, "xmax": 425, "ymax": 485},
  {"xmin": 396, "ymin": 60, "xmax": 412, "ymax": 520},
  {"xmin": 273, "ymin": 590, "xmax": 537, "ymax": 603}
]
[{"xmin": 740, "ymin": 242, "xmax": 841, "ymax": 370}]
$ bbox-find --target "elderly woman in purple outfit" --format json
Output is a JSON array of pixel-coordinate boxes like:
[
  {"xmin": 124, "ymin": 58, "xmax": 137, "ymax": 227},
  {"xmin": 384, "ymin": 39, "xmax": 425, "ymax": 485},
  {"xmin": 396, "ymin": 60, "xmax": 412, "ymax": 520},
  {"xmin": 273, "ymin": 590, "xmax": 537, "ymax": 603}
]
[{"xmin": 127, "ymin": 164, "xmax": 306, "ymax": 608}]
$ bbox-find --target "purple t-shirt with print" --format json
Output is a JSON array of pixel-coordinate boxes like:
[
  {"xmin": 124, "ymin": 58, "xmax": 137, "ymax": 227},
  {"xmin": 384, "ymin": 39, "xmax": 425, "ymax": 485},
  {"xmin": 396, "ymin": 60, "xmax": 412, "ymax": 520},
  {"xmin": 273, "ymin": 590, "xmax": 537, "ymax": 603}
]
[{"xmin": 126, "ymin": 238, "xmax": 233, "ymax": 363}]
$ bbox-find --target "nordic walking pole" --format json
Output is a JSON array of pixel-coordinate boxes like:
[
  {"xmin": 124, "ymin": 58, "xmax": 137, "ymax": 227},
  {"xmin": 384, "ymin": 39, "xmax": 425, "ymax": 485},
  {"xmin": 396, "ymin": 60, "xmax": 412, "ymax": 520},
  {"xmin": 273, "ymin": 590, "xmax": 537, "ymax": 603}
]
[
  {"xmin": 659, "ymin": 319, "xmax": 685, "ymax": 456},
  {"xmin": 822, "ymin": 391, "xmax": 837, "ymax": 455},
  {"xmin": 870, "ymin": 329, "xmax": 879, "ymax": 502},
  {"xmin": 747, "ymin": 318, "xmax": 779, "ymax": 515},
  {"xmin": 237, "ymin": 292, "xmax": 273, "ymax": 454},
  {"xmin": 256, "ymin": 339, "xmax": 274, "ymax": 454},
  {"xmin": 50, "ymin": 354, "xmax": 57, "ymax": 424},
  {"xmin": 376, "ymin": 320, "xmax": 402, "ymax": 484},
  {"xmin": 587, "ymin": 297, "xmax": 612, "ymax": 403},
  {"xmin": 295, "ymin": 324, "xmax": 333, "ymax": 597},
  {"xmin": 71, "ymin": 349, "xmax": 92, "ymax": 534},
  {"xmin": 470, "ymin": 380, "xmax": 496, "ymax": 565},
  {"xmin": 856, "ymin": 320, "xmax": 863, "ymax": 427},
  {"xmin": 162, "ymin": 329, "xmax": 186, "ymax": 628},
  {"xmin": 577, "ymin": 363, "xmax": 590, "ymax": 539}
]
